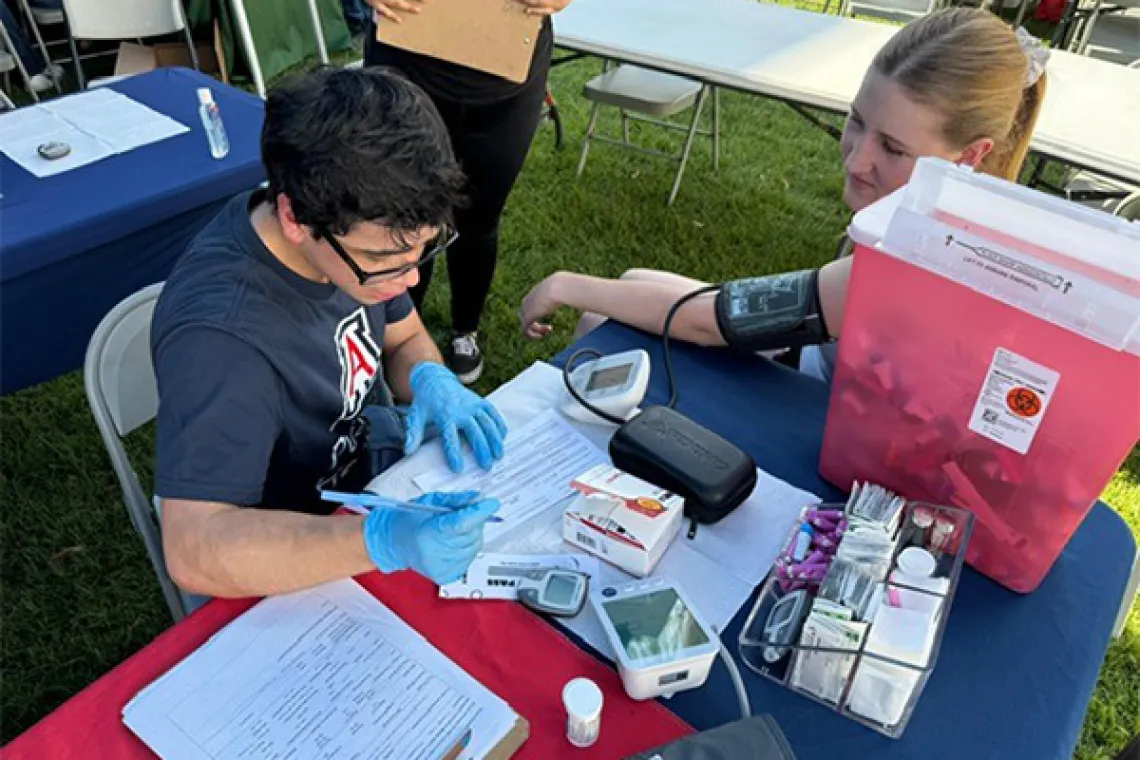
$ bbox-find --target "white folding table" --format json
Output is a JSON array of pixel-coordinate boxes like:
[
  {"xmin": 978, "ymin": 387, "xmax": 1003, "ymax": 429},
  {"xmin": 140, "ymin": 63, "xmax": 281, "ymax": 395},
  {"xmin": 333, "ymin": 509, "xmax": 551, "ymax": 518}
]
[{"xmin": 554, "ymin": 0, "xmax": 1140, "ymax": 185}]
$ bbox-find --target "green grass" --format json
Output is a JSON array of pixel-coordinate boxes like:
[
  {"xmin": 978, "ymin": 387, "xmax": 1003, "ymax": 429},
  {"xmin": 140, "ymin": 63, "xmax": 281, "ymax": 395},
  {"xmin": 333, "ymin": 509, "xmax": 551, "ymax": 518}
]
[{"xmin": 2, "ymin": 54, "xmax": 1137, "ymax": 757}]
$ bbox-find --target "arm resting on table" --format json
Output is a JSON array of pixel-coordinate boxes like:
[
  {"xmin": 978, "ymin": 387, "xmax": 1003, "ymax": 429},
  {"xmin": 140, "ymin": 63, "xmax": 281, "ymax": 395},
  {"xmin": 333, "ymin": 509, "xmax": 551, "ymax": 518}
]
[
  {"xmin": 161, "ymin": 498, "xmax": 372, "ymax": 598},
  {"xmin": 521, "ymin": 258, "xmax": 850, "ymax": 348},
  {"xmin": 525, "ymin": 272, "xmax": 727, "ymax": 345}
]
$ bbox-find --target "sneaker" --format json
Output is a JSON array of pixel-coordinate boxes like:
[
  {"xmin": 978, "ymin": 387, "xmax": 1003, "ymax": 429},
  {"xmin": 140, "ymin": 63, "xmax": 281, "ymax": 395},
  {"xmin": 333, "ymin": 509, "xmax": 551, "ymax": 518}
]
[
  {"xmin": 29, "ymin": 64, "xmax": 63, "ymax": 93},
  {"xmin": 449, "ymin": 332, "xmax": 484, "ymax": 385}
]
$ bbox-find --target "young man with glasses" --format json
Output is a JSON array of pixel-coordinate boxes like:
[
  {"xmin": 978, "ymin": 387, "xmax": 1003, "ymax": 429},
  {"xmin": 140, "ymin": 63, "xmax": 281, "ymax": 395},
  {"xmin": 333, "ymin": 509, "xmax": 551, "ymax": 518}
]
[{"xmin": 151, "ymin": 67, "xmax": 507, "ymax": 601}]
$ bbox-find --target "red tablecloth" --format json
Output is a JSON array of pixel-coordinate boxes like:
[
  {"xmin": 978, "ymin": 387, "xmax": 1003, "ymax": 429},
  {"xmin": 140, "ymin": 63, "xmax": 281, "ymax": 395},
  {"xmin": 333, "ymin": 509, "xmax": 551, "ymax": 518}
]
[{"xmin": 3, "ymin": 571, "xmax": 693, "ymax": 759}]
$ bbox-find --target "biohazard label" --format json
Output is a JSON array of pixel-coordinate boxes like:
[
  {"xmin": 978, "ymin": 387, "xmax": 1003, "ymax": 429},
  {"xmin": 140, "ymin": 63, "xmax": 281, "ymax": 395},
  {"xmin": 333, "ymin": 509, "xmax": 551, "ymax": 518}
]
[{"xmin": 968, "ymin": 348, "xmax": 1060, "ymax": 455}]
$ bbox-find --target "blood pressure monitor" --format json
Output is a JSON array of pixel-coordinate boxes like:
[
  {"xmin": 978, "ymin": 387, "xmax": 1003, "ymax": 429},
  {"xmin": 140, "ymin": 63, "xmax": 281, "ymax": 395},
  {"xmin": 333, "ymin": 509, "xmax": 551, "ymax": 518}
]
[
  {"xmin": 560, "ymin": 349, "xmax": 651, "ymax": 424},
  {"xmin": 592, "ymin": 577, "xmax": 719, "ymax": 700}
]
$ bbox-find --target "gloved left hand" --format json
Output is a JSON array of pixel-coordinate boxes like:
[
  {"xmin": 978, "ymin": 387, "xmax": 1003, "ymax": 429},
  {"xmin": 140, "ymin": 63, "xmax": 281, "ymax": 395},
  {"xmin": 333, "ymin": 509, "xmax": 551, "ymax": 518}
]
[{"xmin": 405, "ymin": 362, "xmax": 509, "ymax": 472}]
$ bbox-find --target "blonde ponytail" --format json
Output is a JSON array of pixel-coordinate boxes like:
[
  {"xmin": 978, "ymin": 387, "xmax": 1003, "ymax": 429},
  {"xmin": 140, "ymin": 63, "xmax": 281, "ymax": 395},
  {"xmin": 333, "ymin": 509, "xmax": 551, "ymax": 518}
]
[
  {"xmin": 983, "ymin": 74, "xmax": 1046, "ymax": 181},
  {"xmin": 873, "ymin": 8, "xmax": 1046, "ymax": 181}
]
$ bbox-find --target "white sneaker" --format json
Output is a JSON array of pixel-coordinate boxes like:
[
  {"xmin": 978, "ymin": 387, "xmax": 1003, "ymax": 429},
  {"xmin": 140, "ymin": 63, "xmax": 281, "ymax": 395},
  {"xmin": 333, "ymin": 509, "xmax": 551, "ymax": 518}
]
[
  {"xmin": 29, "ymin": 64, "xmax": 63, "ymax": 93},
  {"xmin": 448, "ymin": 332, "xmax": 484, "ymax": 386}
]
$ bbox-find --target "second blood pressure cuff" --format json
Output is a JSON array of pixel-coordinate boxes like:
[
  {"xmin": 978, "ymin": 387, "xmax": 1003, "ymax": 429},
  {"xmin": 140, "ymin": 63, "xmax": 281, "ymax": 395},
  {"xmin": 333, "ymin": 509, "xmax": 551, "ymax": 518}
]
[{"xmin": 714, "ymin": 269, "xmax": 830, "ymax": 352}]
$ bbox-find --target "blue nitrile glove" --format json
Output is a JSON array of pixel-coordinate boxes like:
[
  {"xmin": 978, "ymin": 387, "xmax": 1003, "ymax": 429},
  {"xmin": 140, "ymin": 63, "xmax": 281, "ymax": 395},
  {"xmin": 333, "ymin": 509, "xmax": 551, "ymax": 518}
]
[
  {"xmin": 363, "ymin": 491, "xmax": 501, "ymax": 585},
  {"xmin": 405, "ymin": 362, "xmax": 509, "ymax": 472}
]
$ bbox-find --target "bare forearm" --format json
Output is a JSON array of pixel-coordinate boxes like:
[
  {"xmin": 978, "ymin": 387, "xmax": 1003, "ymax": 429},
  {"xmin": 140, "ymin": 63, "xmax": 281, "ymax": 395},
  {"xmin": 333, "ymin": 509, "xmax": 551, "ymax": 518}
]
[
  {"xmin": 385, "ymin": 330, "xmax": 443, "ymax": 402},
  {"xmin": 164, "ymin": 502, "xmax": 373, "ymax": 598},
  {"xmin": 551, "ymin": 272, "xmax": 725, "ymax": 346}
]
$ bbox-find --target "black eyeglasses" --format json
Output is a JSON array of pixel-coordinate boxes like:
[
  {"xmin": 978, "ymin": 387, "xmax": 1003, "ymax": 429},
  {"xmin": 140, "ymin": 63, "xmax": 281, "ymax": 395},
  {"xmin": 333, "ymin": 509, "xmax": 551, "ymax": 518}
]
[{"xmin": 320, "ymin": 226, "xmax": 457, "ymax": 285}]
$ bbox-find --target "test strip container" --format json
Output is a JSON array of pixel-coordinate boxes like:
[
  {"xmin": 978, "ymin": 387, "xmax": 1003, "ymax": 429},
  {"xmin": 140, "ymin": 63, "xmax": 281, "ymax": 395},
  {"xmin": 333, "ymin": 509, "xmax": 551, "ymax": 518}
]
[{"xmin": 739, "ymin": 501, "xmax": 974, "ymax": 738}]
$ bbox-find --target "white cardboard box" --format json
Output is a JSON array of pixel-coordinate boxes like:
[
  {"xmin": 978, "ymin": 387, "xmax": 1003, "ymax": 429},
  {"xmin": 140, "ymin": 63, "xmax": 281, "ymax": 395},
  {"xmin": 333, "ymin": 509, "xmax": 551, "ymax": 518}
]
[{"xmin": 564, "ymin": 464, "xmax": 684, "ymax": 577}]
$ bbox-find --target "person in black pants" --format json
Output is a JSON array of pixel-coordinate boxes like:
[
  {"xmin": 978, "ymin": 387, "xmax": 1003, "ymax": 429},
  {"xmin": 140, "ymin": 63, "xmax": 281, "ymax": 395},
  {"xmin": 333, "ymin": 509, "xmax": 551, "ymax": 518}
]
[{"xmin": 364, "ymin": 0, "xmax": 572, "ymax": 384}]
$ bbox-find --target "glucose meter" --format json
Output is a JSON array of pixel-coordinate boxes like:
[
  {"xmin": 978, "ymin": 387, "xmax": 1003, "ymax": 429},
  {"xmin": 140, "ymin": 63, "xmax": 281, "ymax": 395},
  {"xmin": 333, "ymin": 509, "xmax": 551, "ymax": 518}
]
[
  {"xmin": 592, "ymin": 577, "xmax": 719, "ymax": 700},
  {"xmin": 560, "ymin": 349, "xmax": 650, "ymax": 424},
  {"xmin": 515, "ymin": 568, "xmax": 590, "ymax": 617}
]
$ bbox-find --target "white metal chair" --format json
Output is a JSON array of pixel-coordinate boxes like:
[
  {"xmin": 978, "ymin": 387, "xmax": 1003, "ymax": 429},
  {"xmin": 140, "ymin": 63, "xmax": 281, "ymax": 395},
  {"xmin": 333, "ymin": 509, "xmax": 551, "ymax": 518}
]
[
  {"xmin": 841, "ymin": 0, "xmax": 941, "ymax": 23},
  {"xmin": 230, "ymin": 0, "xmax": 329, "ymax": 98},
  {"xmin": 1082, "ymin": 8, "xmax": 1140, "ymax": 65},
  {"xmin": 10, "ymin": 0, "xmax": 63, "ymax": 94},
  {"xmin": 84, "ymin": 282, "xmax": 193, "ymax": 622},
  {"xmin": 1114, "ymin": 191, "xmax": 1140, "ymax": 222},
  {"xmin": 60, "ymin": 0, "xmax": 198, "ymax": 89},
  {"xmin": 18, "ymin": 1, "xmax": 71, "ymax": 74},
  {"xmin": 1066, "ymin": 0, "xmax": 1140, "ymax": 62},
  {"xmin": 577, "ymin": 63, "xmax": 720, "ymax": 206},
  {"xmin": 0, "ymin": 20, "xmax": 37, "ymax": 103}
]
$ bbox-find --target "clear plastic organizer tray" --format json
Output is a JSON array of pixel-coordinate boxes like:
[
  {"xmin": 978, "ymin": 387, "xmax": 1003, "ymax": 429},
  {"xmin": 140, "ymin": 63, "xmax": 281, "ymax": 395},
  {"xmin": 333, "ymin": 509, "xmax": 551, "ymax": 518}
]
[{"xmin": 739, "ymin": 501, "xmax": 975, "ymax": 738}]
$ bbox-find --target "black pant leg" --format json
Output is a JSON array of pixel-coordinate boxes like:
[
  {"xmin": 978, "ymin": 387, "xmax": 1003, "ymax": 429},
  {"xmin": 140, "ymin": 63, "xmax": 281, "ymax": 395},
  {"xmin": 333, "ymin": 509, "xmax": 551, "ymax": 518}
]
[{"xmin": 443, "ymin": 75, "xmax": 547, "ymax": 334}]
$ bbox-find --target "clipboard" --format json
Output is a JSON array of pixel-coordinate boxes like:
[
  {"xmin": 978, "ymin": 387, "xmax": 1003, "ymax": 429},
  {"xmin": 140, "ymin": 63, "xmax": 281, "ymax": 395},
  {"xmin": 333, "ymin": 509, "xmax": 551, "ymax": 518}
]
[
  {"xmin": 377, "ymin": 0, "xmax": 543, "ymax": 83},
  {"xmin": 441, "ymin": 716, "xmax": 530, "ymax": 760},
  {"xmin": 487, "ymin": 716, "xmax": 531, "ymax": 760}
]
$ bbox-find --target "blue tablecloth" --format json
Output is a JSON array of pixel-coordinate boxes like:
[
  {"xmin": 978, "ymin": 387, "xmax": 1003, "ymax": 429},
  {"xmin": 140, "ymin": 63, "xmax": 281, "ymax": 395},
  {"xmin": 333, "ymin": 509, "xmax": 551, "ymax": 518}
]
[
  {"xmin": 553, "ymin": 322, "xmax": 1135, "ymax": 760},
  {"xmin": 0, "ymin": 68, "xmax": 265, "ymax": 394}
]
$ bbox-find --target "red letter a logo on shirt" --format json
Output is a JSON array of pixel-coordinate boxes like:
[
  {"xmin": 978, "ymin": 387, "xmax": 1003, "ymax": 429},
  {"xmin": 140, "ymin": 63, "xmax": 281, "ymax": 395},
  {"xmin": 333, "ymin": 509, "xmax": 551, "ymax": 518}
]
[{"xmin": 334, "ymin": 309, "xmax": 382, "ymax": 420}]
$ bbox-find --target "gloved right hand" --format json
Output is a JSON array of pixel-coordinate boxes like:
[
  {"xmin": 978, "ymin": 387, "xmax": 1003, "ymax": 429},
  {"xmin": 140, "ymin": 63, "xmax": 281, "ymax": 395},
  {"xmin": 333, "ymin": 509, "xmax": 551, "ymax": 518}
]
[{"xmin": 362, "ymin": 490, "xmax": 501, "ymax": 585}]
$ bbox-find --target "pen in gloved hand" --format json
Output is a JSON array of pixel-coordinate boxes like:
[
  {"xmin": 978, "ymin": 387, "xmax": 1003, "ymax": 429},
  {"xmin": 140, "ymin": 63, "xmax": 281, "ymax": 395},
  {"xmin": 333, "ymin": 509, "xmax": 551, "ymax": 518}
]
[{"xmin": 321, "ymin": 490, "xmax": 506, "ymax": 523}]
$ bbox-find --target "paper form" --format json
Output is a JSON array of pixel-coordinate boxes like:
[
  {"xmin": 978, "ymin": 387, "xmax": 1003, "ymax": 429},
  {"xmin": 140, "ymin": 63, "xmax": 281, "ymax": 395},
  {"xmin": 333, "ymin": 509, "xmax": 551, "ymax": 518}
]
[
  {"xmin": 123, "ymin": 580, "xmax": 517, "ymax": 760},
  {"xmin": 414, "ymin": 409, "xmax": 608, "ymax": 544},
  {"xmin": 1, "ymin": 89, "xmax": 188, "ymax": 178},
  {"xmin": 368, "ymin": 362, "xmax": 820, "ymax": 660}
]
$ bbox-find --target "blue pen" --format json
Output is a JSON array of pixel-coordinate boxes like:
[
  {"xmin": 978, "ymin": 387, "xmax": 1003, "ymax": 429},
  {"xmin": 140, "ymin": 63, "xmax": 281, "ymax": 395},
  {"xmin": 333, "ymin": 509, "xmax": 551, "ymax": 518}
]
[{"xmin": 320, "ymin": 490, "xmax": 505, "ymax": 523}]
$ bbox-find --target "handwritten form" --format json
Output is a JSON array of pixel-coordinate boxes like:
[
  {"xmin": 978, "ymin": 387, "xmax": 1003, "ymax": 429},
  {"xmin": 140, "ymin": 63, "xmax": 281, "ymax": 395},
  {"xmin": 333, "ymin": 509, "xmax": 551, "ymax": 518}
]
[
  {"xmin": 369, "ymin": 363, "xmax": 821, "ymax": 661},
  {"xmin": 123, "ymin": 580, "xmax": 517, "ymax": 760},
  {"xmin": 414, "ymin": 410, "xmax": 608, "ymax": 545}
]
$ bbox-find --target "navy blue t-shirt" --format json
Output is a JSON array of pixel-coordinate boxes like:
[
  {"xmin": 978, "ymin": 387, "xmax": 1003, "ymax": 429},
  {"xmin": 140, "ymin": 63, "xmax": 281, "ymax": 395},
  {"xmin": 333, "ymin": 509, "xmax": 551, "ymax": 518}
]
[{"xmin": 152, "ymin": 190, "xmax": 414, "ymax": 515}]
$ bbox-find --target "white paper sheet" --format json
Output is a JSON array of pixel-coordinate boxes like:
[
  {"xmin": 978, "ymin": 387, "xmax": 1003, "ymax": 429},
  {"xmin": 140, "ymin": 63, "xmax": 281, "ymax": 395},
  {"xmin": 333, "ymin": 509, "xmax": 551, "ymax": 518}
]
[
  {"xmin": 0, "ymin": 89, "xmax": 188, "ymax": 178},
  {"xmin": 123, "ymin": 580, "xmax": 517, "ymax": 760},
  {"xmin": 413, "ymin": 409, "xmax": 607, "ymax": 544},
  {"xmin": 367, "ymin": 362, "xmax": 821, "ymax": 660}
]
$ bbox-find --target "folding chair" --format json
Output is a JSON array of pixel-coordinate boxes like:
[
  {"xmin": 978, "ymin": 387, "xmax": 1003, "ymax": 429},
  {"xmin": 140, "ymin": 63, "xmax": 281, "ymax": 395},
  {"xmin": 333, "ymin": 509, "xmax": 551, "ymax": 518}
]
[
  {"xmin": 0, "ymin": 20, "xmax": 37, "ymax": 103},
  {"xmin": 1080, "ymin": 8, "xmax": 1140, "ymax": 65},
  {"xmin": 1115, "ymin": 191, "xmax": 1140, "ymax": 222},
  {"xmin": 577, "ymin": 63, "xmax": 720, "ymax": 206},
  {"xmin": 59, "ymin": 0, "xmax": 198, "ymax": 89},
  {"xmin": 840, "ymin": 0, "xmax": 941, "ymax": 23},
  {"xmin": 1065, "ymin": 0, "xmax": 1140, "ymax": 63},
  {"xmin": 84, "ymin": 282, "xmax": 193, "ymax": 622},
  {"xmin": 14, "ymin": 1, "xmax": 75, "ymax": 88},
  {"xmin": 230, "ymin": 0, "xmax": 329, "ymax": 98}
]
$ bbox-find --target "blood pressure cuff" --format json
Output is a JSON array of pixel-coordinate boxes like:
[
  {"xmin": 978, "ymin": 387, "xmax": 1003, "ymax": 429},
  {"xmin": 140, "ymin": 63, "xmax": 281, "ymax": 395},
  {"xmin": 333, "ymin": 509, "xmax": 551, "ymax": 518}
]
[
  {"xmin": 714, "ymin": 270, "xmax": 830, "ymax": 352},
  {"xmin": 625, "ymin": 714, "xmax": 798, "ymax": 760}
]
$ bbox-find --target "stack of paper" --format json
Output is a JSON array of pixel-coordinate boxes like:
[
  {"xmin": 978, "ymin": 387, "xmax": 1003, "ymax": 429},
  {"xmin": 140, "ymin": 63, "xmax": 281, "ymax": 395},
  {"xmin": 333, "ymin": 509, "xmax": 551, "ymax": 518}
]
[
  {"xmin": 123, "ymin": 580, "xmax": 521, "ymax": 760},
  {"xmin": 0, "ymin": 88, "xmax": 188, "ymax": 178}
]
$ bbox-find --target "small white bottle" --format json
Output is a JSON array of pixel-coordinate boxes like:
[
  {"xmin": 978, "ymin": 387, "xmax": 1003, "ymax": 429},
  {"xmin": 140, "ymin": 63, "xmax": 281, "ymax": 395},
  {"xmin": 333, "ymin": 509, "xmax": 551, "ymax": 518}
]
[
  {"xmin": 197, "ymin": 87, "xmax": 229, "ymax": 160},
  {"xmin": 562, "ymin": 677, "xmax": 603, "ymax": 748}
]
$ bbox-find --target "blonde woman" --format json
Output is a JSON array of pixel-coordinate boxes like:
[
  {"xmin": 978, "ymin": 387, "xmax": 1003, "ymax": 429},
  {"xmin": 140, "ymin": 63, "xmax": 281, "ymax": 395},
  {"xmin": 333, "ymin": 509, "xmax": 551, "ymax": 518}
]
[{"xmin": 518, "ymin": 9, "xmax": 1049, "ymax": 383}]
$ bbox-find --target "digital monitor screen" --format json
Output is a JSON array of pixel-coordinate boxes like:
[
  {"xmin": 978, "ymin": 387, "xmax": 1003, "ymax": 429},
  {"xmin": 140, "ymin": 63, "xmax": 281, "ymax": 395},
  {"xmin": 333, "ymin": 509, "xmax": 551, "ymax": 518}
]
[
  {"xmin": 545, "ymin": 574, "xmax": 577, "ymax": 606},
  {"xmin": 602, "ymin": 589, "xmax": 709, "ymax": 662},
  {"xmin": 586, "ymin": 364, "xmax": 632, "ymax": 392}
]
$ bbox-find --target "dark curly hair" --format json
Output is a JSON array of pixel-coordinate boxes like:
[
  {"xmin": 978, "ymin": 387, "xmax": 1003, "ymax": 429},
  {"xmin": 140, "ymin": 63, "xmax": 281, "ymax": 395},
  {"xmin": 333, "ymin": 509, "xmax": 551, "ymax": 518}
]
[{"xmin": 261, "ymin": 66, "xmax": 465, "ymax": 244}]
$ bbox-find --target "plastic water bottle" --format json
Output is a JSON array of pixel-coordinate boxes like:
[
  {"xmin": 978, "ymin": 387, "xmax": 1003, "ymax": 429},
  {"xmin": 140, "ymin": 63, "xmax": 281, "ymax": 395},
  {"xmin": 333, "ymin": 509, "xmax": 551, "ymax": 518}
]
[{"xmin": 197, "ymin": 87, "xmax": 229, "ymax": 160}]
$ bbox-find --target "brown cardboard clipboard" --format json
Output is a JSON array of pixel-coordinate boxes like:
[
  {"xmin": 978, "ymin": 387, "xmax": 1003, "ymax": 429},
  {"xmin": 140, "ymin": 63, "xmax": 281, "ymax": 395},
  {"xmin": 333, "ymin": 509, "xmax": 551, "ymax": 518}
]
[
  {"xmin": 441, "ymin": 715, "xmax": 530, "ymax": 760},
  {"xmin": 377, "ymin": 0, "xmax": 542, "ymax": 83}
]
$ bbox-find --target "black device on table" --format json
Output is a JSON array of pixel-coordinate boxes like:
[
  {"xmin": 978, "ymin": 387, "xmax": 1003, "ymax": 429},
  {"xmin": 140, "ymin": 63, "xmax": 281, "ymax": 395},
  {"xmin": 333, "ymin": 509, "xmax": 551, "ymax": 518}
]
[{"xmin": 562, "ymin": 285, "xmax": 758, "ymax": 537}]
